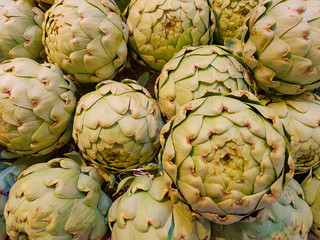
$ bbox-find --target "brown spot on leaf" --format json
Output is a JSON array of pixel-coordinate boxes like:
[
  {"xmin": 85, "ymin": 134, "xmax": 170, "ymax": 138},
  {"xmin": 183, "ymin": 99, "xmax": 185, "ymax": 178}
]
[
  {"xmin": 4, "ymin": 89, "xmax": 11, "ymax": 96},
  {"xmin": 304, "ymin": 66, "xmax": 314, "ymax": 75},
  {"xmin": 220, "ymin": 104, "xmax": 228, "ymax": 111},
  {"xmin": 244, "ymin": 122, "xmax": 251, "ymax": 128},
  {"xmin": 234, "ymin": 200, "xmax": 243, "ymax": 206},
  {"xmin": 222, "ymin": 189, "xmax": 230, "ymax": 195},
  {"xmin": 36, "ymin": 206, "xmax": 43, "ymax": 212},
  {"xmin": 168, "ymin": 157, "xmax": 174, "ymax": 165},
  {"xmin": 280, "ymin": 56, "xmax": 290, "ymax": 62},
  {"xmin": 179, "ymin": 233, "xmax": 185, "ymax": 239},
  {"xmin": 296, "ymin": 7, "xmax": 304, "ymax": 15},
  {"xmin": 52, "ymin": 119, "xmax": 59, "ymax": 126},
  {"xmin": 190, "ymin": 168, "xmax": 197, "ymax": 177},
  {"xmin": 271, "ymin": 144, "xmax": 278, "ymax": 153}
]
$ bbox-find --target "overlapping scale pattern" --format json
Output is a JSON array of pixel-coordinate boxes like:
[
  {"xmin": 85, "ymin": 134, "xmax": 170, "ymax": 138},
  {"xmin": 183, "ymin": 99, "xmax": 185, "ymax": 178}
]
[
  {"xmin": 43, "ymin": 0, "xmax": 129, "ymax": 83},
  {"xmin": 159, "ymin": 91, "xmax": 294, "ymax": 224},
  {"xmin": 263, "ymin": 93, "xmax": 320, "ymax": 174},
  {"xmin": 108, "ymin": 175, "xmax": 211, "ymax": 240},
  {"xmin": 212, "ymin": 179, "xmax": 313, "ymax": 239},
  {"xmin": 0, "ymin": 58, "xmax": 76, "ymax": 157},
  {"xmin": 73, "ymin": 80, "xmax": 164, "ymax": 172},
  {"xmin": 242, "ymin": 0, "xmax": 320, "ymax": 94},
  {"xmin": 0, "ymin": 0, "xmax": 45, "ymax": 62},
  {"xmin": 209, "ymin": 0, "xmax": 260, "ymax": 44},
  {"xmin": 155, "ymin": 45, "xmax": 252, "ymax": 120},
  {"xmin": 4, "ymin": 157, "xmax": 112, "ymax": 239},
  {"xmin": 126, "ymin": 0, "xmax": 216, "ymax": 71}
]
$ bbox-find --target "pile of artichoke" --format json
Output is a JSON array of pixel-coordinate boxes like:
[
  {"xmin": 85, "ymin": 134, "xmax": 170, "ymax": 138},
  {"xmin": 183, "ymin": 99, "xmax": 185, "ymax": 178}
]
[{"xmin": 1, "ymin": 0, "xmax": 320, "ymax": 239}]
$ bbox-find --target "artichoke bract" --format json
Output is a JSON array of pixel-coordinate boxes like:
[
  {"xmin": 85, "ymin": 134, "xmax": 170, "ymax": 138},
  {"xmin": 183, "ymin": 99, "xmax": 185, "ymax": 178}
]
[
  {"xmin": 155, "ymin": 45, "xmax": 252, "ymax": 120},
  {"xmin": 126, "ymin": 0, "xmax": 216, "ymax": 72},
  {"xmin": 0, "ymin": 58, "xmax": 76, "ymax": 158},
  {"xmin": 43, "ymin": 0, "xmax": 129, "ymax": 83},
  {"xmin": 242, "ymin": 0, "xmax": 320, "ymax": 95},
  {"xmin": 301, "ymin": 167, "xmax": 320, "ymax": 237},
  {"xmin": 262, "ymin": 93, "xmax": 320, "ymax": 174},
  {"xmin": 209, "ymin": 0, "xmax": 259, "ymax": 44},
  {"xmin": 212, "ymin": 179, "xmax": 313, "ymax": 240},
  {"xmin": 0, "ymin": 0, "xmax": 45, "ymax": 62},
  {"xmin": 4, "ymin": 157, "xmax": 112, "ymax": 240},
  {"xmin": 73, "ymin": 79, "xmax": 164, "ymax": 173},
  {"xmin": 159, "ymin": 91, "xmax": 294, "ymax": 224},
  {"xmin": 108, "ymin": 175, "xmax": 211, "ymax": 240}
]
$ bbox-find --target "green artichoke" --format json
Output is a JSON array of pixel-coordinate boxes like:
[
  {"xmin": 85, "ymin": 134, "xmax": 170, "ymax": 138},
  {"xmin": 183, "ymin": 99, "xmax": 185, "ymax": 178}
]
[
  {"xmin": 0, "ymin": 194, "xmax": 6, "ymax": 240},
  {"xmin": 0, "ymin": 156, "xmax": 47, "ymax": 240},
  {"xmin": 159, "ymin": 91, "xmax": 294, "ymax": 224},
  {"xmin": 301, "ymin": 167, "xmax": 320, "ymax": 237},
  {"xmin": 212, "ymin": 179, "xmax": 313, "ymax": 240},
  {"xmin": 0, "ymin": 0, "xmax": 45, "ymax": 62},
  {"xmin": 0, "ymin": 58, "xmax": 76, "ymax": 158},
  {"xmin": 209, "ymin": 0, "xmax": 259, "ymax": 44},
  {"xmin": 155, "ymin": 45, "xmax": 252, "ymax": 120},
  {"xmin": 73, "ymin": 79, "xmax": 164, "ymax": 173},
  {"xmin": 43, "ymin": 0, "xmax": 129, "ymax": 83},
  {"xmin": 262, "ymin": 93, "xmax": 320, "ymax": 174},
  {"xmin": 108, "ymin": 175, "xmax": 211, "ymax": 240},
  {"xmin": 125, "ymin": 0, "xmax": 216, "ymax": 72},
  {"xmin": 242, "ymin": 0, "xmax": 320, "ymax": 95},
  {"xmin": 4, "ymin": 156, "xmax": 112, "ymax": 239}
]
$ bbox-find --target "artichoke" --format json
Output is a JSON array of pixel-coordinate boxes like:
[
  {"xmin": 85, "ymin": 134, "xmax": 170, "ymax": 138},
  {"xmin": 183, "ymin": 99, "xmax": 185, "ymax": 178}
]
[
  {"xmin": 209, "ymin": 0, "xmax": 260, "ymax": 44},
  {"xmin": 155, "ymin": 45, "xmax": 252, "ymax": 120},
  {"xmin": 242, "ymin": 0, "xmax": 320, "ymax": 95},
  {"xmin": 43, "ymin": 0, "xmax": 129, "ymax": 83},
  {"xmin": 4, "ymin": 156, "xmax": 112, "ymax": 239},
  {"xmin": 262, "ymin": 93, "xmax": 320, "ymax": 174},
  {"xmin": 159, "ymin": 91, "xmax": 294, "ymax": 224},
  {"xmin": 73, "ymin": 79, "xmax": 164, "ymax": 173},
  {"xmin": 0, "ymin": 0, "xmax": 45, "ymax": 62},
  {"xmin": 0, "ymin": 58, "xmax": 76, "ymax": 158},
  {"xmin": 0, "ymin": 156, "xmax": 47, "ymax": 240},
  {"xmin": 125, "ymin": 0, "xmax": 216, "ymax": 72},
  {"xmin": 301, "ymin": 167, "xmax": 320, "ymax": 237},
  {"xmin": 212, "ymin": 179, "xmax": 313, "ymax": 240},
  {"xmin": 108, "ymin": 175, "xmax": 211, "ymax": 240}
]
